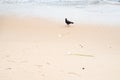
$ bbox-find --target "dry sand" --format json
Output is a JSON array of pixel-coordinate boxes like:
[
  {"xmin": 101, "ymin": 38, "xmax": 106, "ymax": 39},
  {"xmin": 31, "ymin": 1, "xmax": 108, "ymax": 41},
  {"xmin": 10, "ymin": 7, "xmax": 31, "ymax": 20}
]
[{"xmin": 0, "ymin": 15, "xmax": 120, "ymax": 80}]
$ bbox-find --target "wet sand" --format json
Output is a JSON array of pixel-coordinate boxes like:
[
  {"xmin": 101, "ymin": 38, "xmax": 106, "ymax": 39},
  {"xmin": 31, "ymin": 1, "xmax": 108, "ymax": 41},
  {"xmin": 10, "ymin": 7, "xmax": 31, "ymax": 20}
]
[{"xmin": 0, "ymin": 15, "xmax": 120, "ymax": 80}]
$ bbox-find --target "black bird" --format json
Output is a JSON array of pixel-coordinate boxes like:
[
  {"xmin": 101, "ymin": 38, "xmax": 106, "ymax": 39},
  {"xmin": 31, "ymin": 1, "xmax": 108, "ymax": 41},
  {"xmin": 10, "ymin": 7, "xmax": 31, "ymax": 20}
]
[{"xmin": 65, "ymin": 18, "xmax": 74, "ymax": 25}]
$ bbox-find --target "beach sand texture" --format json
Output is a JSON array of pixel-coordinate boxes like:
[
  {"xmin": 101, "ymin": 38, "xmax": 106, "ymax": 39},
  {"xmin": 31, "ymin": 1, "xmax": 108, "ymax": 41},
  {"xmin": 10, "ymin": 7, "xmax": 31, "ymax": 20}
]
[{"xmin": 0, "ymin": 16, "xmax": 120, "ymax": 80}]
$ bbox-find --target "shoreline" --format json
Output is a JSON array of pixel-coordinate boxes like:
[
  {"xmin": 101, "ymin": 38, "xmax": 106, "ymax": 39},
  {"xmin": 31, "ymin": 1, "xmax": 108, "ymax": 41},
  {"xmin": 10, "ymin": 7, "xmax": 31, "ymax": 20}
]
[{"xmin": 1, "ymin": 2, "xmax": 120, "ymax": 26}]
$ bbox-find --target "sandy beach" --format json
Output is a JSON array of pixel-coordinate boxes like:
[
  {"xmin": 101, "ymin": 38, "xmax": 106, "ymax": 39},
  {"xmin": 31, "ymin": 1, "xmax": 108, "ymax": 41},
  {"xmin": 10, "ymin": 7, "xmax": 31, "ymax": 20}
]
[{"xmin": 0, "ymin": 15, "xmax": 120, "ymax": 80}]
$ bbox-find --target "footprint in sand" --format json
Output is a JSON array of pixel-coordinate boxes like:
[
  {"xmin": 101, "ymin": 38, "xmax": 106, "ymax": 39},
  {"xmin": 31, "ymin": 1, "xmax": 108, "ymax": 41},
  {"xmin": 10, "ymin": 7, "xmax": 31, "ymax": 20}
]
[
  {"xmin": 67, "ymin": 72, "xmax": 81, "ymax": 77},
  {"xmin": 35, "ymin": 65, "xmax": 43, "ymax": 68},
  {"xmin": 64, "ymin": 72, "xmax": 81, "ymax": 80},
  {"xmin": 46, "ymin": 62, "xmax": 51, "ymax": 65},
  {"xmin": 6, "ymin": 67, "xmax": 12, "ymax": 70},
  {"xmin": 79, "ymin": 44, "xmax": 84, "ymax": 48}
]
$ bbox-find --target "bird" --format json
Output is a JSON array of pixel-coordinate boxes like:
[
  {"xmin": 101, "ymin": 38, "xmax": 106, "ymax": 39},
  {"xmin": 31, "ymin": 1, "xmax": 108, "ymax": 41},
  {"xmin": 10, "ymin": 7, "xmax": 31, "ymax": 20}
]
[{"xmin": 65, "ymin": 18, "xmax": 74, "ymax": 25}]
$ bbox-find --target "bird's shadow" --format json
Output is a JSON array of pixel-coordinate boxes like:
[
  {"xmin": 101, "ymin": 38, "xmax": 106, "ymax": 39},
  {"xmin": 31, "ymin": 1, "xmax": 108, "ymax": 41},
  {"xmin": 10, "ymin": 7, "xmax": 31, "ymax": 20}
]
[
  {"xmin": 65, "ymin": 25, "xmax": 71, "ymax": 28},
  {"xmin": 65, "ymin": 24, "xmax": 75, "ymax": 29}
]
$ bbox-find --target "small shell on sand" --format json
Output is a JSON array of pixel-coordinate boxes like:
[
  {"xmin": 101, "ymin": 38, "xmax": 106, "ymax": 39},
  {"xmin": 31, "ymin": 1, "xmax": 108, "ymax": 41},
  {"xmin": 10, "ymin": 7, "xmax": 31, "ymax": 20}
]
[
  {"xmin": 67, "ymin": 51, "xmax": 72, "ymax": 55},
  {"xmin": 58, "ymin": 34, "xmax": 62, "ymax": 38}
]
